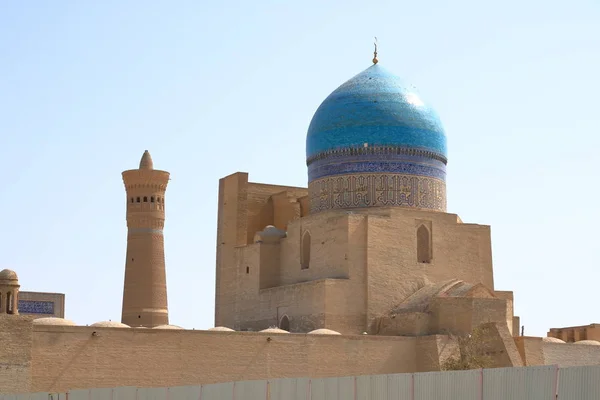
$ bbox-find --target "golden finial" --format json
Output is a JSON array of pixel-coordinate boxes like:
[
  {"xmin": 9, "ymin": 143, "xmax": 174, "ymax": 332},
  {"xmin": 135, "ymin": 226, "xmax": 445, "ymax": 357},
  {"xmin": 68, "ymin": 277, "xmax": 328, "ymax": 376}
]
[{"xmin": 373, "ymin": 37, "xmax": 378, "ymax": 64}]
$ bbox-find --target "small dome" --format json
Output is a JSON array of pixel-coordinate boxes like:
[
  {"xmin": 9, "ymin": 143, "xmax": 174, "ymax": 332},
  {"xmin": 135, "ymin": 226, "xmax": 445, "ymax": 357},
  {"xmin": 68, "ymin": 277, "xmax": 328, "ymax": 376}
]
[
  {"xmin": 152, "ymin": 325, "xmax": 184, "ymax": 330},
  {"xmin": 255, "ymin": 225, "xmax": 287, "ymax": 243},
  {"xmin": 574, "ymin": 340, "xmax": 600, "ymax": 345},
  {"xmin": 0, "ymin": 269, "xmax": 18, "ymax": 282},
  {"xmin": 260, "ymin": 328, "xmax": 289, "ymax": 334},
  {"xmin": 208, "ymin": 326, "xmax": 235, "ymax": 332},
  {"xmin": 308, "ymin": 329, "xmax": 341, "ymax": 335},
  {"xmin": 543, "ymin": 337, "xmax": 566, "ymax": 343},
  {"xmin": 90, "ymin": 321, "xmax": 130, "ymax": 328},
  {"xmin": 32, "ymin": 317, "xmax": 77, "ymax": 326}
]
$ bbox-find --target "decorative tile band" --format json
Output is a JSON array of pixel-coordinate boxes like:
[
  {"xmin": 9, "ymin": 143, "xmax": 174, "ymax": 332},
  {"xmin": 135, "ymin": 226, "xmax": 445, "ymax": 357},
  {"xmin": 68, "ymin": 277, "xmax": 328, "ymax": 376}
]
[
  {"xmin": 18, "ymin": 300, "xmax": 55, "ymax": 315},
  {"xmin": 306, "ymin": 145, "xmax": 447, "ymax": 166},
  {"xmin": 308, "ymin": 158, "xmax": 446, "ymax": 182},
  {"xmin": 309, "ymin": 173, "xmax": 446, "ymax": 213},
  {"xmin": 128, "ymin": 228, "xmax": 164, "ymax": 235}
]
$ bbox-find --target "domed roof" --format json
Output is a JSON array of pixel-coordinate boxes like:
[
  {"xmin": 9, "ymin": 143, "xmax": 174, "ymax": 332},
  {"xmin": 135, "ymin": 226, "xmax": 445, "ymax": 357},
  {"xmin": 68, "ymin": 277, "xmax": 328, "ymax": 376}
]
[
  {"xmin": 543, "ymin": 337, "xmax": 566, "ymax": 343},
  {"xmin": 90, "ymin": 321, "xmax": 130, "ymax": 328},
  {"xmin": 0, "ymin": 269, "xmax": 18, "ymax": 282},
  {"xmin": 152, "ymin": 324, "xmax": 184, "ymax": 330},
  {"xmin": 33, "ymin": 317, "xmax": 77, "ymax": 326},
  {"xmin": 208, "ymin": 326, "xmax": 235, "ymax": 332},
  {"xmin": 574, "ymin": 340, "xmax": 600, "ymax": 345},
  {"xmin": 259, "ymin": 328, "xmax": 289, "ymax": 334},
  {"xmin": 306, "ymin": 64, "xmax": 446, "ymax": 162},
  {"xmin": 308, "ymin": 329, "xmax": 341, "ymax": 335}
]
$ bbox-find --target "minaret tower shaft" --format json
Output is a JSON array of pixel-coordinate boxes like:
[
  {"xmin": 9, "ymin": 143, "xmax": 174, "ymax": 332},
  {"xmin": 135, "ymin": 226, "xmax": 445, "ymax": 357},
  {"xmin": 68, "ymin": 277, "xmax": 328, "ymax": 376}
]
[{"xmin": 121, "ymin": 150, "xmax": 170, "ymax": 327}]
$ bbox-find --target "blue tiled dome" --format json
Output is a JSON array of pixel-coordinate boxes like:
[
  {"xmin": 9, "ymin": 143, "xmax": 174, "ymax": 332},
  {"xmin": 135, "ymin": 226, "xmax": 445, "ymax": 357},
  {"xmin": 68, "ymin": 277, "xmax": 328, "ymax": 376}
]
[
  {"xmin": 306, "ymin": 63, "xmax": 448, "ymax": 214},
  {"xmin": 306, "ymin": 64, "xmax": 446, "ymax": 162}
]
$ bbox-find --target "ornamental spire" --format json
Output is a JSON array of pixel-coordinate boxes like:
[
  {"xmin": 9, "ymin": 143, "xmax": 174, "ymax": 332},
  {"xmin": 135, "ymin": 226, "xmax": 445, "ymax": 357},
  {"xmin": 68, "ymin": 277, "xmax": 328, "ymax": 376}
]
[
  {"xmin": 139, "ymin": 150, "xmax": 154, "ymax": 170},
  {"xmin": 373, "ymin": 37, "xmax": 378, "ymax": 64}
]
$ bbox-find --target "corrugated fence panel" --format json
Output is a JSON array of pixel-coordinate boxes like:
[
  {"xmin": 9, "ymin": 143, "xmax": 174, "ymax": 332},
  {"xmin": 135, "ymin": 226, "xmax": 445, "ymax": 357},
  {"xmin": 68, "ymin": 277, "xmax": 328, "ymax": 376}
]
[
  {"xmin": 386, "ymin": 373, "xmax": 413, "ymax": 400},
  {"xmin": 337, "ymin": 376, "xmax": 356, "ymax": 399},
  {"xmin": 355, "ymin": 375, "xmax": 371, "ymax": 400},
  {"xmin": 90, "ymin": 388, "xmax": 116, "ymax": 400},
  {"xmin": 31, "ymin": 394, "xmax": 55, "ymax": 400},
  {"xmin": 136, "ymin": 388, "xmax": 168, "ymax": 400},
  {"xmin": 356, "ymin": 374, "xmax": 412, "ymax": 400},
  {"xmin": 310, "ymin": 376, "xmax": 354, "ymax": 399},
  {"xmin": 166, "ymin": 386, "xmax": 200, "ymax": 400},
  {"xmin": 268, "ymin": 377, "xmax": 309, "ymax": 400},
  {"xmin": 68, "ymin": 389, "xmax": 90, "ymax": 400},
  {"xmin": 367, "ymin": 374, "xmax": 389, "ymax": 399},
  {"xmin": 557, "ymin": 365, "xmax": 600, "ymax": 399},
  {"xmin": 199, "ymin": 382, "xmax": 233, "ymax": 400},
  {"xmin": 415, "ymin": 369, "xmax": 480, "ymax": 400},
  {"xmin": 10, "ymin": 365, "xmax": 600, "ymax": 400},
  {"xmin": 113, "ymin": 387, "xmax": 137, "ymax": 400},
  {"xmin": 1, "ymin": 394, "xmax": 35, "ymax": 400},
  {"xmin": 233, "ymin": 380, "xmax": 268, "ymax": 400},
  {"xmin": 308, "ymin": 378, "xmax": 329, "ymax": 400},
  {"xmin": 483, "ymin": 365, "xmax": 556, "ymax": 400}
]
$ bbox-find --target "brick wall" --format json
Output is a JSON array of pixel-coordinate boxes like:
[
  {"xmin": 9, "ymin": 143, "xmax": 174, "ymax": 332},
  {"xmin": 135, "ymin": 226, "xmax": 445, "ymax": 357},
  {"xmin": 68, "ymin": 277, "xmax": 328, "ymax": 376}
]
[
  {"xmin": 30, "ymin": 325, "xmax": 418, "ymax": 393},
  {"xmin": 0, "ymin": 316, "xmax": 33, "ymax": 394}
]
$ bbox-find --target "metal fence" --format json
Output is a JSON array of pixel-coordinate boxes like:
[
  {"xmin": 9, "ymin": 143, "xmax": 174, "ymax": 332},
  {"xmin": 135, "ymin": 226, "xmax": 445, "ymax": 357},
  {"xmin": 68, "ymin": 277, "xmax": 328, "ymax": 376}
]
[{"xmin": 3, "ymin": 364, "xmax": 600, "ymax": 400}]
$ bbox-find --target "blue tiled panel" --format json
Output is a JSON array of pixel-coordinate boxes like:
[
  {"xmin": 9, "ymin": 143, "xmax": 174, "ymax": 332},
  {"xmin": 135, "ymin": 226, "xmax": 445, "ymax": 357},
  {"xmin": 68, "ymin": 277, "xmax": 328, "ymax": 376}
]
[
  {"xmin": 308, "ymin": 152, "xmax": 446, "ymax": 181},
  {"xmin": 306, "ymin": 64, "xmax": 447, "ymax": 159},
  {"xmin": 18, "ymin": 300, "xmax": 55, "ymax": 314}
]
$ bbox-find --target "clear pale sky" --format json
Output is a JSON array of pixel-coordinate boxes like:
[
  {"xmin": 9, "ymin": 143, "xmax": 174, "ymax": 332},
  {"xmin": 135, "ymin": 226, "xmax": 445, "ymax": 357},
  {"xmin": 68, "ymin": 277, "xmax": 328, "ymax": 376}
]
[{"xmin": 1, "ymin": 1, "xmax": 598, "ymax": 337}]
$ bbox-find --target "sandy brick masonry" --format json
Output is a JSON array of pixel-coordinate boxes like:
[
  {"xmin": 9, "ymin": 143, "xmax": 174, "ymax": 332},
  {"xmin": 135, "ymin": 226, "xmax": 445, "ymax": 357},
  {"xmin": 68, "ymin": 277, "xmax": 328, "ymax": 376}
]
[{"xmin": 121, "ymin": 151, "xmax": 170, "ymax": 328}]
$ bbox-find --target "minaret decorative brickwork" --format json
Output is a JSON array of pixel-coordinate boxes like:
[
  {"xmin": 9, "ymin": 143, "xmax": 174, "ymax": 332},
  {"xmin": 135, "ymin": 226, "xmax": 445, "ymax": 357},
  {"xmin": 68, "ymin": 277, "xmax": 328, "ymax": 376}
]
[{"xmin": 121, "ymin": 150, "xmax": 170, "ymax": 327}]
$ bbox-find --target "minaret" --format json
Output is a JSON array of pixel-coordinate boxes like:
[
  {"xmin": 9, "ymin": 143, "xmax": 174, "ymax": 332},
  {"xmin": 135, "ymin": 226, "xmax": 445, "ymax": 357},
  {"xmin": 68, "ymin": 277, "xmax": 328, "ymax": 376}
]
[{"xmin": 121, "ymin": 150, "xmax": 170, "ymax": 327}]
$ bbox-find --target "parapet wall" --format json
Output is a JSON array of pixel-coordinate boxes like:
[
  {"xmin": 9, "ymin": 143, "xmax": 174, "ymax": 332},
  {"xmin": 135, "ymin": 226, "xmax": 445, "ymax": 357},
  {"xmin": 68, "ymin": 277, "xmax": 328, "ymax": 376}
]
[{"xmin": 30, "ymin": 325, "xmax": 422, "ymax": 393}]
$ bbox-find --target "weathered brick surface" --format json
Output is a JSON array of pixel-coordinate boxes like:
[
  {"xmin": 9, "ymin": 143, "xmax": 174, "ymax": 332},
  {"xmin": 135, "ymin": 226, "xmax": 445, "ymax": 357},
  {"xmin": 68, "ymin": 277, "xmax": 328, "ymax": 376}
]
[
  {"xmin": 215, "ymin": 173, "xmax": 498, "ymax": 336},
  {"xmin": 542, "ymin": 342, "xmax": 600, "ymax": 367},
  {"xmin": 29, "ymin": 325, "xmax": 418, "ymax": 393},
  {"xmin": 0, "ymin": 315, "xmax": 32, "ymax": 394},
  {"xmin": 121, "ymin": 160, "xmax": 170, "ymax": 328}
]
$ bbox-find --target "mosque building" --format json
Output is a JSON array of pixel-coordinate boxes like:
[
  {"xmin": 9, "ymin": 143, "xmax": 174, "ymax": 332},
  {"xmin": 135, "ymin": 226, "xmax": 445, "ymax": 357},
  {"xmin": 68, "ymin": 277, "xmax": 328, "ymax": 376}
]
[{"xmin": 1, "ymin": 52, "xmax": 599, "ymax": 395}]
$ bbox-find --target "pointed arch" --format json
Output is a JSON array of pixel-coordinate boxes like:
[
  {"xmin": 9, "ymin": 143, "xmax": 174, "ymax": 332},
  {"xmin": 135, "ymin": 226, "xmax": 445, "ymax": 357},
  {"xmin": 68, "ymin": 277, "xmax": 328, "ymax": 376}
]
[
  {"xmin": 279, "ymin": 315, "xmax": 290, "ymax": 331},
  {"xmin": 301, "ymin": 231, "xmax": 311, "ymax": 270},
  {"xmin": 417, "ymin": 225, "xmax": 432, "ymax": 263}
]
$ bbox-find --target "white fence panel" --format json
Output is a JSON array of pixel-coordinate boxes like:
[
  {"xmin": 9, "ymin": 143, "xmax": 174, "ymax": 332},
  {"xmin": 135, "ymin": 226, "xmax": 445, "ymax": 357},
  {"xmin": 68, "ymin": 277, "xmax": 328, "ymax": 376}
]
[
  {"xmin": 367, "ymin": 374, "xmax": 389, "ymax": 400},
  {"xmin": 136, "ymin": 388, "xmax": 168, "ymax": 400},
  {"xmin": 67, "ymin": 389, "xmax": 89, "ymax": 400},
  {"xmin": 309, "ymin": 378, "xmax": 334, "ymax": 400},
  {"xmin": 415, "ymin": 369, "xmax": 480, "ymax": 400},
  {"xmin": 268, "ymin": 378, "xmax": 309, "ymax": 400},
  {"xmin": 31, "ymin": 393, "xmax": 65, "ymax": 400},
  {"xmin": 355, "ymin": 374, "xmax": 412, "ymax": 400},
  {"xmin": 386, "ymin": 373, "xmax": 413, "ymax": 400},
  {"xmin": 166, "ymin": 386, "xmax": 200, "ymax": 400},
  {"xmin": 1, "ymin": 394, "xmax": 36, "ymax": 400},
  {"xmin": 90, "ymin": 388, "xmax": 116, "ymax": 400},
  {"xmin": 113, "ymin": 387, "xmax": 137, "ymax": 400},
  {"xmin": 337, "ymin": 376, "xmax": 356, "ymax": 399},
  {"xmin": 233, "ymin": 380, "xmax": 267, "ymax": 400},
  {"xmin": 483, "ymin": 365, "xmax": 556, "ymax": 400},
  {"xmin": 557, "ymin": 365, "xmax": 600, "ymax": 399},
  {"xmin": 199, "ymin": 382, "xmax": 233, "ymax": 400}
]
